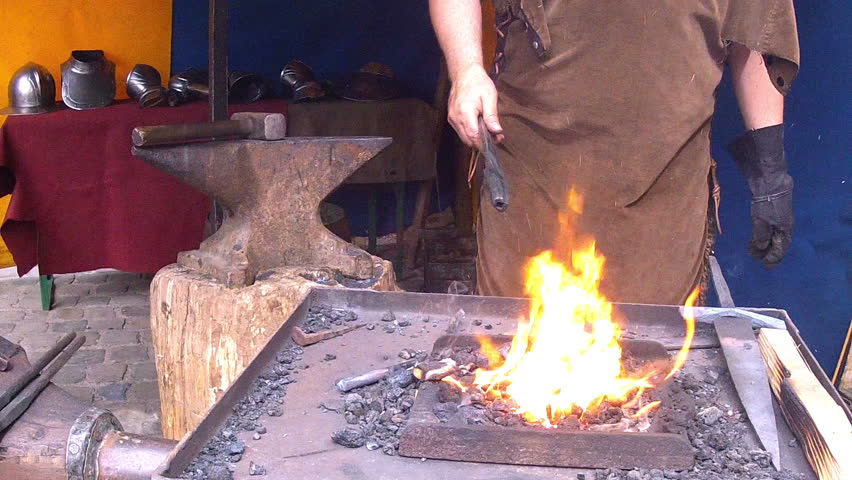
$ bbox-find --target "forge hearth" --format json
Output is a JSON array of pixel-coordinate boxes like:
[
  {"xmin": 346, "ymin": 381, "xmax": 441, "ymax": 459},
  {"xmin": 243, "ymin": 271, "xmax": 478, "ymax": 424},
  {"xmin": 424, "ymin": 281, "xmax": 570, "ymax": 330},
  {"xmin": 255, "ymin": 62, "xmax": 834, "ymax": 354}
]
[
  {"xmin": 154, "ymin": 289, "xmax": 818, "ymax": 479},
  {"xmin": 398, "ymin": 334, "xmax": 695, "ymax": 470}
]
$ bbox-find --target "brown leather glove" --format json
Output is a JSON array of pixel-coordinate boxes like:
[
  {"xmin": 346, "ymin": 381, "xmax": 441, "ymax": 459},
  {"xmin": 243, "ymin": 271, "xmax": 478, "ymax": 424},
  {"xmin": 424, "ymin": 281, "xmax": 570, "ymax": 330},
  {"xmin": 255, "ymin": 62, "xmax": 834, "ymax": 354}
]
[{"xmin": 728, "ymin": 124, "xmax": 794, "ymax": 268}]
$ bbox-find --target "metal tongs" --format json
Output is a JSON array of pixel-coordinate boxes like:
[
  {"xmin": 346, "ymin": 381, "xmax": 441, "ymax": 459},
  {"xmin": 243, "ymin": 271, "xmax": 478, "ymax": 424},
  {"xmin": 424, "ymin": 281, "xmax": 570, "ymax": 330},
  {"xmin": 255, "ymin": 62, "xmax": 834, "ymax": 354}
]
[{"xmin": 478, "ymin": 117, "xmax": 509, "ymax": 212}]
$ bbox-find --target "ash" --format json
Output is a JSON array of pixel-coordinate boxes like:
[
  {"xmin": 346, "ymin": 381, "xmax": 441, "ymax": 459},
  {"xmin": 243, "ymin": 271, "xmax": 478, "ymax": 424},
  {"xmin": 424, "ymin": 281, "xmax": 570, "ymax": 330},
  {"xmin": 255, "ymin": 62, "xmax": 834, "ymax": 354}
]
[
  {"xmin": 327, "ymin": 362, "xmax": 420, "ymax": 455},
  {"xmin": 301, "ymin": 304, "xmax": 359, "ymax": 333},
  {"xmin": 587, "ymin": 372, "xmax": 806, "ymax": 480},
  {"xmin": 179, "ymin": 343, "xmax": 304, "ymax": 480}
]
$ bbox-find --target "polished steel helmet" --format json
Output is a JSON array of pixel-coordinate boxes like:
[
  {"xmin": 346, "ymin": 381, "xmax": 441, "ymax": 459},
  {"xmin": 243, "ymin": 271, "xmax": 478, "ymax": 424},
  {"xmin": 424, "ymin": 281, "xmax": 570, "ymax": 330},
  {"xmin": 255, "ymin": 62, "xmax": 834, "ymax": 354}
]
[{"xmin": 0, "ymin": 62, "xmax": 58, "ymax": 116}]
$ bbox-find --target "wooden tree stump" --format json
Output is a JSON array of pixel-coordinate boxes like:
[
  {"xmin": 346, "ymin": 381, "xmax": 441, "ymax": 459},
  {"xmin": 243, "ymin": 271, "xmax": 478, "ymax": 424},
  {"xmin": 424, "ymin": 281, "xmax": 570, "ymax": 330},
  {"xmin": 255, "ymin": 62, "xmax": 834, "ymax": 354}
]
[{"xmin": 150, "ymin": 262, "xmax": 397, "ymax": 440}]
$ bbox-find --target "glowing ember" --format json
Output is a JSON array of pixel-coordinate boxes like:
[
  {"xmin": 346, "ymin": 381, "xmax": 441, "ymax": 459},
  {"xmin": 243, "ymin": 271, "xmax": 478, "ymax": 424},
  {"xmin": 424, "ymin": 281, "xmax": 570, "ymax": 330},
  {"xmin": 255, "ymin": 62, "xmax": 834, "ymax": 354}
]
[{"xmin": 464, "ymin": 189, "xmax": 698, "ymax": 428}]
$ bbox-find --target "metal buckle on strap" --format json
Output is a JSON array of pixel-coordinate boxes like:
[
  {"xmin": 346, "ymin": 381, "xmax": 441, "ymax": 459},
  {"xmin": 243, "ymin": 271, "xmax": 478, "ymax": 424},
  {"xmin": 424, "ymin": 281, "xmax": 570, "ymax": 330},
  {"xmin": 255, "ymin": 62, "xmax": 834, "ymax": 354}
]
[{"xmin": 752, "ymin": 189, "xmax": 792, "ymax": 204}]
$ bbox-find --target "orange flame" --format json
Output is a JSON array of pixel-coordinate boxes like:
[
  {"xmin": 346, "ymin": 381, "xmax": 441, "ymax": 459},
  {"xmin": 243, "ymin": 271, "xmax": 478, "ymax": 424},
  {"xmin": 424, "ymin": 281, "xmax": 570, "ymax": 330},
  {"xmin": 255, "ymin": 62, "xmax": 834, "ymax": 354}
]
[
  {"xmin": 467, "ymin": 189, "xmax": 697, "ymax": 427},
  {"xmin": 441, "ymin": 376, "xmax": 468, "ymax": 392},
  {"xmin": 666, "ymin": 288, "xmax": 698, "ymax": 380},
  {"xmin": 630, "ymin": 400, "xmax": 662, "ymax": 419}
]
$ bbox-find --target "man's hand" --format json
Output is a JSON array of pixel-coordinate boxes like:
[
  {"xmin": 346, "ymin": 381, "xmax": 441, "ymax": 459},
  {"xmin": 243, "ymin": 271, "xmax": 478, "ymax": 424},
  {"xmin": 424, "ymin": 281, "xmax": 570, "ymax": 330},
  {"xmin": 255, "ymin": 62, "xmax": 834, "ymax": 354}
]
[
  {"xmin": 448, "ymin": 65, "xmax": 503, "ymax": 147},
  {"xmin": 728, "ymin": 125, "xmax": 794, "ymax": 268},
  {"xmin": 429, "ymin": 0, "xmax": 503, "ymax": 147},
  {"xmin": 728, "ymin": 43, "xmax": 792, "ymax": 267}
]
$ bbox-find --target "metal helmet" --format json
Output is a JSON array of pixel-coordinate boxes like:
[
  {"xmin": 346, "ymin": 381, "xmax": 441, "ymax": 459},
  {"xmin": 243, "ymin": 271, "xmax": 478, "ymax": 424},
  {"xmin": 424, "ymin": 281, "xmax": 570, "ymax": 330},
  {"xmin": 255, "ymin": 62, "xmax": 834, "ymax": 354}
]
[
  {"xmin": 0, "ymin": 62, "xmax": 58, "ymax": 116},
  {"xmin": 338, "ymin": 62, "xmax": 402, "ymax": 102}
]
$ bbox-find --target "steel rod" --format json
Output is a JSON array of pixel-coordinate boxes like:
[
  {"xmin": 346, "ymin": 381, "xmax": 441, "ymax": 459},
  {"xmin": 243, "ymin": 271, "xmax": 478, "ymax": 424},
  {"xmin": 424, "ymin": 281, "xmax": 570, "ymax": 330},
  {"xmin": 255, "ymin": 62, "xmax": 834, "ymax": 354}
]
[
  {"xmin": 0, "ymin": 332, "xmax": 76, "ymax": 410},
  {"xmin": 336, "ymin": 359, "xmax": 418, "ymax": 392},
  {"xmin": 208, "ymin": 0, "xmax": 229, "ymax": 122},
  {"xmin": 0, "ymin": 335, "xmax": 85, "ymax": 432}
]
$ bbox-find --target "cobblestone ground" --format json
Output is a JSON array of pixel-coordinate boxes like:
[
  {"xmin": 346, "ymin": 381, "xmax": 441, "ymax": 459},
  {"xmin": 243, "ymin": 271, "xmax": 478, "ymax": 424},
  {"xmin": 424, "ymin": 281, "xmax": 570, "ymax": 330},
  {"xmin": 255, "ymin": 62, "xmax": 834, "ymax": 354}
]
[{"xmin": 0, "ymin": 271, "xmax": 161, "ymax": 436}]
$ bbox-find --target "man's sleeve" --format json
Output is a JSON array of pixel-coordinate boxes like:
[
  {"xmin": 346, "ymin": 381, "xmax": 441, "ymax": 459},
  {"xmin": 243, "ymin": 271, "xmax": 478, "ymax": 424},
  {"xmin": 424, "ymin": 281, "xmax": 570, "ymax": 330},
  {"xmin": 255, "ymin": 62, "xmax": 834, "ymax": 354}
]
[{"xmin": 722, "ymin": 0, "xmax": 800, "ymax": 95}]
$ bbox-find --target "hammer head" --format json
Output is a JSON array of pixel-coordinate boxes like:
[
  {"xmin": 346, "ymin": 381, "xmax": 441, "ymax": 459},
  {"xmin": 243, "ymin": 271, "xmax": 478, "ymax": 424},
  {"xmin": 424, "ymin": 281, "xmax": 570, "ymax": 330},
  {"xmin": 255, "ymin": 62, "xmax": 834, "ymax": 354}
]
[{"xmin": 231, "ymin": 112, "xmax": 287, "ymax": 141}]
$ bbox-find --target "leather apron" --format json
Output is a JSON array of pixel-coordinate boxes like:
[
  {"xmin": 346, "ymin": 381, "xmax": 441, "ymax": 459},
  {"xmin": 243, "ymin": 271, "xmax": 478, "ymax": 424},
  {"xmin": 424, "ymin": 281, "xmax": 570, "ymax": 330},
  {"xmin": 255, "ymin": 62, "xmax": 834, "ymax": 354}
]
[{"xmin": 477, "ymin": 0, "xmax": 799, "ymax": 304}]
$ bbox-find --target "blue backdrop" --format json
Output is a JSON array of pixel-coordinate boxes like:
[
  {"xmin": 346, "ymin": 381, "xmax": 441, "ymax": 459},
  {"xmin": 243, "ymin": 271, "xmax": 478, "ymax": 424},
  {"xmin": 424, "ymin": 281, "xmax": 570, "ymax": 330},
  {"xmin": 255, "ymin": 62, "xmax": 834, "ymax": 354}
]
[
  {"xmin": 171, "ymin": 0, "xmax": 850, "ymax": 370},
  {"xmin": 711, "ymin": 0, "xmax": 851, "ymax": 370}
]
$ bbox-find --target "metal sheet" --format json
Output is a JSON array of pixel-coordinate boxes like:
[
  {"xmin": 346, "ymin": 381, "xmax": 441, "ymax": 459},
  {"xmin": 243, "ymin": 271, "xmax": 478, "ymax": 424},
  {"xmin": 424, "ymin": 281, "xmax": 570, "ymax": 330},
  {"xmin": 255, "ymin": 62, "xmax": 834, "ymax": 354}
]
[{"xmin": 715, "ymin": 316, "xmax": 781, "ymax": 469}]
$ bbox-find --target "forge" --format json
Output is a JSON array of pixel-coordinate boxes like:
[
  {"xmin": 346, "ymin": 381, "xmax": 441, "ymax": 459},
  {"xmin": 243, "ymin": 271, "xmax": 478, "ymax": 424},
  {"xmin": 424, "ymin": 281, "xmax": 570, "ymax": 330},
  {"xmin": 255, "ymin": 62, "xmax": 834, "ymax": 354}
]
[
  {"xmin": 148, "ymin": 289, "xmax": 822, "ymax": 480},
  {"xmin": 1, "ymin": 287, "xmax": 839, "ymax": 479},
  {"xmin": 397, "ymin": 334, "xmax": 695, "ymax": 470}
]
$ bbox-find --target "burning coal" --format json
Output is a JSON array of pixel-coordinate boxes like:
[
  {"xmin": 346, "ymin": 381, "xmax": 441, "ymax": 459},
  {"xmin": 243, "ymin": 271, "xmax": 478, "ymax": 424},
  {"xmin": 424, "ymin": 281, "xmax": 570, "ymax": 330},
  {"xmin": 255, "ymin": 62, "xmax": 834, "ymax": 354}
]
[{"xmin": 444, "ymin": 189, "xmax": 698, "ymax": 428}]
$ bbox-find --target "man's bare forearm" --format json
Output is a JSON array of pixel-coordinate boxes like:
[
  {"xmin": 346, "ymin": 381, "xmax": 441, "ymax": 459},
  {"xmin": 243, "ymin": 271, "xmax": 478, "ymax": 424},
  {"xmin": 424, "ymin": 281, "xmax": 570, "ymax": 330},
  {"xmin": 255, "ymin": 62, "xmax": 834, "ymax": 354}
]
[
  {"xmin": 729, "ymin": 43, "xmax": 784, "ymax": 130},
  {"xmin": 430, "ymin": 0, "xmax": 484, "ymax": 81}
]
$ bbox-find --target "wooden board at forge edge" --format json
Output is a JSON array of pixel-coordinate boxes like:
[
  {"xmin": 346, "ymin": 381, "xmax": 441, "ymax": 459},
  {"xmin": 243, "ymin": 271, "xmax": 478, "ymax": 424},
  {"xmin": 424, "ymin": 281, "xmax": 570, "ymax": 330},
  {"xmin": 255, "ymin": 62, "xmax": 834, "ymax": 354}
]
[
  {"xmin": 759, "ymin": 328, "xmax": 852, "ymax": 480},
  {"xmin": 835, "ymin": 320, "xmax": 852, "ymax": 401},
  {"xmin": 150, "ymin": 262, "xmax": 397, "ymax": 440}
]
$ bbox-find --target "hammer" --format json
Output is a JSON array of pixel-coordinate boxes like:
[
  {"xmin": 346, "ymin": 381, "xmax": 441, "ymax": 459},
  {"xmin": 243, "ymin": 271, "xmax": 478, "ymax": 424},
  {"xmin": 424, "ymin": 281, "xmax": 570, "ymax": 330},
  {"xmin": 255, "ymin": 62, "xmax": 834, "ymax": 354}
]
[{"xmin": 132, "ymin": 112, "xmax": 286, "ymax": 147}]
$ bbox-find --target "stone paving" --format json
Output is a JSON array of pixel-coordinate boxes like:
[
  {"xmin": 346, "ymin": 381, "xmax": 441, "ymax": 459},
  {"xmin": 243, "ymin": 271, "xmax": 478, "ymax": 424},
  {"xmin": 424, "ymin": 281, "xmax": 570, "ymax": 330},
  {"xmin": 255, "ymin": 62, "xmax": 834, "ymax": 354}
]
[{"xmin": 0, "ymin": 270, "xmax": 161, "ymax": 436}]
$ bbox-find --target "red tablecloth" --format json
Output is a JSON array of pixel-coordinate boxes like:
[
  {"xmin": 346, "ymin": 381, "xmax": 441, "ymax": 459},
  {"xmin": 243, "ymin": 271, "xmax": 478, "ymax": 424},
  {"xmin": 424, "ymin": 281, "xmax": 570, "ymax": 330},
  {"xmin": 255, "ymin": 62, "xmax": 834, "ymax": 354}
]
[{"xmin": 0, "ymin": 99, "xmax": 288, "ymax": 276}]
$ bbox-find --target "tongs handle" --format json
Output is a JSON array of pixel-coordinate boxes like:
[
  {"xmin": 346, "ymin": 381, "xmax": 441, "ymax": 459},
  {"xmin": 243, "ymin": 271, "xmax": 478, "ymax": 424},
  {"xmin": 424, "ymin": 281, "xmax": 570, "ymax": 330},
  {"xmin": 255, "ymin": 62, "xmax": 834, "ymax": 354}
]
[{"xmin": 478, "ymin": 117, "xmax": 509, "ymax": 212}]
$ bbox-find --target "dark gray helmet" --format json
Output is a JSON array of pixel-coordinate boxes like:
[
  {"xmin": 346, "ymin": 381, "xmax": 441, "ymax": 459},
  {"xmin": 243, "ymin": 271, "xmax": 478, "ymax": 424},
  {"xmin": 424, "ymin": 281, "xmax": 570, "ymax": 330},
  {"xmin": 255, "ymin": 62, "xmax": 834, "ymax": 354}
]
[
  {"xmin": 126, "ymin": 64, "xmax": 167, "ymax": 108},
  {"xmin": 0, "ymin": 62, "xmax": 58, "ymax": 116}
]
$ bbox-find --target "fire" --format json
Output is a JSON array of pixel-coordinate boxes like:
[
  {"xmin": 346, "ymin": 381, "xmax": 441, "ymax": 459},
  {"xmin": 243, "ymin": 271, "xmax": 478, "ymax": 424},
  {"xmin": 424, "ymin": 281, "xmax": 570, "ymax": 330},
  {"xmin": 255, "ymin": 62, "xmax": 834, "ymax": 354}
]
[{"xmin": 469, "ymin": 189, "xmax": 698, "ymax": 427}]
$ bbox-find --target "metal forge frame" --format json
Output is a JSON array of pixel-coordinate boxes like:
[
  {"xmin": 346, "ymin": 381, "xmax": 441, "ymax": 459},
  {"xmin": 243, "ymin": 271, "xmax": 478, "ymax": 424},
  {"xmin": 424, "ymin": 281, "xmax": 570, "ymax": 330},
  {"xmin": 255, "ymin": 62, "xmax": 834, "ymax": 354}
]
[
  {"xmin": 152, "ymin": 288, "xmax": 835, "ymax": 479},
  {"xmin": 398, "ymin": 334, "xmax": 694, "ymax": 470}
]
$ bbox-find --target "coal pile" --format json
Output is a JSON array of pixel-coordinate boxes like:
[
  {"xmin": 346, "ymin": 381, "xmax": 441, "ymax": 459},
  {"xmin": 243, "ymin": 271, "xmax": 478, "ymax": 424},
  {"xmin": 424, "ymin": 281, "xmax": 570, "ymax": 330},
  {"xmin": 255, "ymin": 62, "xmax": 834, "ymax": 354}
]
[
  {"xmin": 301, "ymin": 304, "xmax": 359, "ymax": 334},
  {"xmin": 585, "ymin": 372, "xmax": 807, "ymax": 480},
  {"xmin": 179, "ymin": 344, "xmax": 305, "ymax": 480},
  {"xmin": 326, "ymin": 359, "xmax": 421, "ymax": 456}
]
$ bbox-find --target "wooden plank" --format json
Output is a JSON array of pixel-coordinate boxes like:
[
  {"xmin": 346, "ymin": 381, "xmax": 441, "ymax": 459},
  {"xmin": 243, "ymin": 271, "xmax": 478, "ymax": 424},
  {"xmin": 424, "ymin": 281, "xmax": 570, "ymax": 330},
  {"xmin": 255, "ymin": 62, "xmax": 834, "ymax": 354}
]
[
  {"xmin": 834, "ymin": 320, "xmax": 852, "ymax": 400},
  {"xmin": 759, "ymin": 328, "xmax": 852, "ymax": 480},
  {"xmin": 149, "ymin": 263, "xmax": 397, "ymax": 440}
]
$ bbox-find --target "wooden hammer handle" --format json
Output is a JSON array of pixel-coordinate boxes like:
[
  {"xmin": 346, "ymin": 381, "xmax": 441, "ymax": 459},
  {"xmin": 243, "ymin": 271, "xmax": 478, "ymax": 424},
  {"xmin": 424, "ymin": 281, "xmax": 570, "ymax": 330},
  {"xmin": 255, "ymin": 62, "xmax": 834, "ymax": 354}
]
[{"xmin": 132, "ymin": 119, "xmax": 250, "ymax": 147}]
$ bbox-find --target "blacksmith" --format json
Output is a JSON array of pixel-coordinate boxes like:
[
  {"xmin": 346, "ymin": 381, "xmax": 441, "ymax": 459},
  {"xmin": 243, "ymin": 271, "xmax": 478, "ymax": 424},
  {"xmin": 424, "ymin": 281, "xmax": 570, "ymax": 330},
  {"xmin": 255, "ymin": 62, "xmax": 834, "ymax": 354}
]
[{"xmin": 430, "ymin": 0, "xmax": 799, "ymax": 304}]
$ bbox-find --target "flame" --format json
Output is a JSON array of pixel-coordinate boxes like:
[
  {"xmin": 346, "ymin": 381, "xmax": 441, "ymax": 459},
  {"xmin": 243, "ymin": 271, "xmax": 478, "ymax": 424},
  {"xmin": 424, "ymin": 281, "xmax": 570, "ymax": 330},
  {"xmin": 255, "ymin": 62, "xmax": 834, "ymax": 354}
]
[
  {"xmin": 466, "ymin": 189, "xmax": 697, "ymax": 427},
  {"xmin": 666, "ymin": 288, "xmax": 698, "ymax": 380},
  {"xmin": 441, "ymin": 376, "xmax": 468, "ymax": 392},
  {"xmin": 630, "ymin": 400, "xmax": 662, "ymax": 419}
]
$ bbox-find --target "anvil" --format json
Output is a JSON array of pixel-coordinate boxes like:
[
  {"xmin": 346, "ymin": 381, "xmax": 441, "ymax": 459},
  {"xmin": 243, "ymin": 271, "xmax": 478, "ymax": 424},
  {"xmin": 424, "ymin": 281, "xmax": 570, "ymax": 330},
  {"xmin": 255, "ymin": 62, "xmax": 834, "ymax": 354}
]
[{"xmin": 133, "ymin": 136, "xmax": 391, "ymax": 288}]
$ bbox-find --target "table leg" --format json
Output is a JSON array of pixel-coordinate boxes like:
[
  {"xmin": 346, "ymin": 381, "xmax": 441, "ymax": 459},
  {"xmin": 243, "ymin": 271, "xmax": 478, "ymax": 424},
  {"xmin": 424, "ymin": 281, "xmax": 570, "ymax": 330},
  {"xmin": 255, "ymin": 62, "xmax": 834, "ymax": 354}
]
[
  {"xmin": 403, "ymin": 179, "xmax": 434, "ymax": 269},
  {"xmin": 395, "ymin": 182, "xmax": 406, "ymax": 276},
  {"xmin": 39, "ymin": 275, "xmax": 54, "ymax": 311},
  {"xmin": 368, "ymin": 187, "xmax": 378, "ymax": 253}
]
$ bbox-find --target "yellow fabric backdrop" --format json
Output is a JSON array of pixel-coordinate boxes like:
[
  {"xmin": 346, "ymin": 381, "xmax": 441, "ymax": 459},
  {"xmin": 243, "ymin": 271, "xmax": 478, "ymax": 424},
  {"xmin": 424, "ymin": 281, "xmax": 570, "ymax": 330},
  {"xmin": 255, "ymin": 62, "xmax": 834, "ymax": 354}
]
[{"xmin": 0, "ymin": 0, "xmax": 173, "ymax": 268}]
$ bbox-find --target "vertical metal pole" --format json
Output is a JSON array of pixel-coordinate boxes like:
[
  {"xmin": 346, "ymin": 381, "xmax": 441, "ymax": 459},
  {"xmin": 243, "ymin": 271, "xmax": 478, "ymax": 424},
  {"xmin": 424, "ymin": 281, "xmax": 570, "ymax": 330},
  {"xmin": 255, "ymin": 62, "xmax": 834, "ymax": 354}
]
[
  {"xmin": 207, "ymin": 0, "xmax": 229, "ymax": 232},
  {"xmin": 209, "ymin": 0, "xmax": 229, "ymax": 122}
]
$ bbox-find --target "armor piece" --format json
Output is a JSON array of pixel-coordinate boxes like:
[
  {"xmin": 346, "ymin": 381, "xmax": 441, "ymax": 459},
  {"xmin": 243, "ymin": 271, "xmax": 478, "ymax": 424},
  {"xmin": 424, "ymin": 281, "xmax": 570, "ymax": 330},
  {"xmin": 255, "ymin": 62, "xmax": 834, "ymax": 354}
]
[
  {"xmin": 61, "ymin": 50, "xmax": 116, "ymax": 110},
  {"xmin": 229, "ymin": 71, "xmax": 267, "ymax": 103},
  {"xmin": 338, "ymin": 63, "xmax": 402, "ymax": 102},
  {"xmin": 280, "ymin": 60, "xmax": 326, "ymax": 102},
  {"xmin": 0, "ymin": 62, "xmax": 58, "ymax": 116},
  {"xmin": 168, "ymin": 68, "xmax": 209, "ymax": 105},
  {"xmin": 169, "ymin": 69, "xmax": 269, "ymax": 105},
  {"xmin": 126, "ymin": 64, "xmax": 167, "ymax": 108}
]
